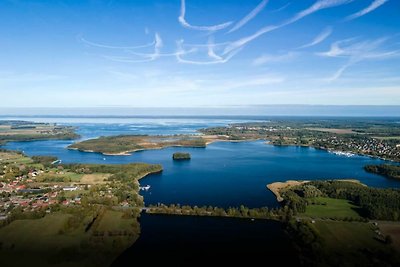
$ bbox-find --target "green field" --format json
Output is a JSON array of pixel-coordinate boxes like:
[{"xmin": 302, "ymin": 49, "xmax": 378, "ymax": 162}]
[
  {"xmin": 0, "ymin": 213, "xmax": 76, "ymax": 251},
  {"xmin": 0, "ymin": 151, "xmax": 32, "ymax": 164},
  {"xmin": 96, "ymin": 210, "xmax": 138, "ymax": 233},
  {"xmin": 304, "ymin": 197, "xmax": 361, "ymax": 219},
  {"xmin": 379, "ymin": 221, "xmax": 400, "ymax": 251},
  {"xmin": 36, "ymin": 171, "xmax": 83, "ymax": 183},
  {"xmin": 312, "ymin": 221, "xmax": 399, "ymax": 265},
  {"xmin": 0, "ymin": 210, "xmax": 139, "ymax": 267},
  {"xmin": 314, "ymin": 221, "xmax": 379, "ymax": 249}
]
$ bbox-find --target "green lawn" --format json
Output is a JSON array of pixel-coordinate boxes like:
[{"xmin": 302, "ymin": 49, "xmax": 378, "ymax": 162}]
[
  {"xmin": 304, "ymin": 197, "xmax": 361, "ymax": 219},
  {"xmin": 63, "ymin": 172, "xmax": 83, "ymax": 182}
]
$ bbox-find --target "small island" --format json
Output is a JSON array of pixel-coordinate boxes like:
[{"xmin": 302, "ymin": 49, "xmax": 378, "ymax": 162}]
[{"xmin": 172, "ymin": 152, "xmax": 191, "ymax": 160}]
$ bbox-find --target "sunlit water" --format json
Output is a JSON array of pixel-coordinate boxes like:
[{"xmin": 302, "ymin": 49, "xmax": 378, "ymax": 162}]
[{"xmin": 3, "ymin": 117, "xmax": 397, "ymax": 208}]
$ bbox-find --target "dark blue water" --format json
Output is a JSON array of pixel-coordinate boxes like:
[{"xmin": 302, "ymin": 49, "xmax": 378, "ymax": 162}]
[
  {"xmin": 3, "ymin": 117, "xmax": 399, "ymax": 208},
  {"xmin": 112, "ymin": 214, "xmax": 298, "ymax": 266}
]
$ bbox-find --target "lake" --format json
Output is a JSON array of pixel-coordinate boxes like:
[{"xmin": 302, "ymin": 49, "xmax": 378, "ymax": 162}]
[
  {"xmin": 112, "ymin": 213, "xmax": 299, "ymax": 266},
  {"xmin": 2, "ymin": 116, "xmax": 399, "ymax": 262},
  {"xmin": 2, "ymin": 117, "xmax": 397, "ymax": 208}
]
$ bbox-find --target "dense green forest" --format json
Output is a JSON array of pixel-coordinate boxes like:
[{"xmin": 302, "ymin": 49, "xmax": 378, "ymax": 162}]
[
  {"xmin": 281, "ymin": 180, "xmax": 400, "ymax": 220},
  {"xmin": 69, "ymin": 135, "xmax": 207, "ymax": 154},
  {"xmin": 365, "ymin": 164, "xmax": 400, "ymax": 180}
]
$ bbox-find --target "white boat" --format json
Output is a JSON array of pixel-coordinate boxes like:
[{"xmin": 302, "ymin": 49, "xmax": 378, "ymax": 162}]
[
  {"xmin": 330, "ymin": 150, "xmax": 355, "ymax": 157},
  {"xmin": 140, "ymin": 185, "xmax": 151, "ymax": 191}
]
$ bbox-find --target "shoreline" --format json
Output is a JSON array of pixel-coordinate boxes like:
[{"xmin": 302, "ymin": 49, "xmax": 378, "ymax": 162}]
[
  {"xmin": 68, "ymin": 144, "xmax": 207, "ymax": 156},
  {"xmin": 137, "ymin": 169, "xmax": 163, "ymax": 181},
  {"xmin": 267, "ymin": 179, "xmax": 364, "ymax": 202},
  {"xmin": 267, "ymin": 180, "xmax": 309, "ymax": 202},
  {"xmin": 270, "ymin": 142, "xmax": 399, "ymax": 163},
  {"xmin": 69, "ymin": 133, "xmax": 398, "ymax": 163},
  {"xmin": 68, "ymin": 135, "xmax": 264, "ymax": 156}
]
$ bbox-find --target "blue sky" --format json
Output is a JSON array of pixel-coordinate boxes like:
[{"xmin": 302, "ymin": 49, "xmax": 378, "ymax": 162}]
[{"xmin": 0, "ymin": 0, "xmax": 399, "ymax": 107}]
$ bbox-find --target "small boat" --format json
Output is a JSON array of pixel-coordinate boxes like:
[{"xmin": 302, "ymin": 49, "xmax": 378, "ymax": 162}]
[
  {"xmin": 140, "ymin": 185, "xmax": 151, "ymax": 191},
  {"xmin": 51, "ymin": 159, "xmax": 62, "ymax": 165}
]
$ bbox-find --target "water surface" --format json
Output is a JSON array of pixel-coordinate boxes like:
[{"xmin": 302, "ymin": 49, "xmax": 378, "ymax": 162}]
[
  {"xmin": 112, "ymin": 214, "xmax": 298, "ymax": 266},
  {"xmin": 3, "ymin": 117, "xmax": 397, "ymax": 208}
]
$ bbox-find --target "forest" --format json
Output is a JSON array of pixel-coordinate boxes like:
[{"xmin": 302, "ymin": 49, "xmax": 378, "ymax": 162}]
[{"xmin": 364, "ymin": 164, "xmax": 400, "ymax": 180}]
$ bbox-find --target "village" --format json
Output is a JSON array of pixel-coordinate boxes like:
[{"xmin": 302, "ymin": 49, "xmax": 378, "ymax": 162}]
[
  {"xmin": 314, "ymin": 135, "xmax": 400, "ymax": 161},
  {"xmin": 201, "ymin": 122, "xmax": 400, "ymax": 162},
  {"xmin": 0, "ymin": 166, "xmax": 87, "ymax": 220},
  {"xmin": 0, "ymin": 151, "xmax": 145, "ymax": 223}
]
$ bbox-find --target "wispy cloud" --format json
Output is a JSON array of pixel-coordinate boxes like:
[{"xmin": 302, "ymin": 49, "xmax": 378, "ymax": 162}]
[
  {"xmin": 79, "ymin": 36, "xmax": 155, "ymax": 50},
  {"xmin": 100, "ymin": 33, "xmax": 163, "ymax": 63},
  {"xmin": 299, "ymin": 26, "xmax": 333, "ymax": 48},
  {"xmin": 253, "ymin": 52, "xmax": 298, "ymax": 65},
  {"xmin": 223, "ymin": 0, "xmax": 353, "ymax": 54},
  {"xmin": 176, "ymin": 40, "xmax": 242, "ymax": 65},
  {"xmin": 178, "ymin": 0, "xmax": 233, "ymax": 31},
  {"xmin": 270, "ymin": 2, "xmax": 291, "ymax": 13},
  {"xmin": 207, "ymin": 37, "xmax": 223, "ymax": 60},
  {"xmin": 345, "ymin": 0, "xmax": 389, "ymax": 21},
  {"xmin": 318, "ymin": 37, "xmax": 400, "ymax": 81},
  {"xmin": 228, "ymin": 0, "xmax": 269, "ymax": 33},
  {"xmin": 286, "ymin": 0, "xmax": 353, "ymax": 24}
]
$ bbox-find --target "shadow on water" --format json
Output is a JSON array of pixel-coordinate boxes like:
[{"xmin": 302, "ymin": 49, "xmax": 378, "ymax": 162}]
[{"xmin": 112, "ymin": 213, "xmax": 299, "ymax": 266}]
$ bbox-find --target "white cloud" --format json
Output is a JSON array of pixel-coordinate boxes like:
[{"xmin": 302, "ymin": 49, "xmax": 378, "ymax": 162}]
[
  {"xmin": 223, "ymin": 0, "xmax": 353, "ymax": 54},
  {"xmin": 101, "ymin": 33, "xmax": 197, "ymax": 63},
  {"xmin": 318, "ymin": 37, "xmax": 400, "ymax": 81},
  {"xmin": 175, "ymin": 39, "xmax": 242, "ymax": 65},
  {"xmin": 270, "ymin": 2, "xmax": 291, "ymax": 13},
  {"xmin": 299, "ymin": 26, "xmax": 333, "ymax": 48},
  {"xmin": 207, "ymin": 37, "xmax": 223, "ymax": 60},
  {"xmin": 228, "ymin": 0, "xmax": 269, "ymax": 33},
  {"xmin": 79, "ymin": 36, "xmax": 155, "ymax": 50},
  {"xmin": 178, "ymin": 0, "xmax": 233, "ymax": 31},
  {"xmin": 345, "ymin": 0, "xmax": 389, "ymax": 21}
]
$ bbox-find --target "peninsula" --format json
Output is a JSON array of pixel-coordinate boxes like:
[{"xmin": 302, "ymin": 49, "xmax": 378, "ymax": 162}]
[
  {"xmin": 364, "ymin": 164, "xmax": 400, "ymax": 180},
  {"xmin": 0, "ymin": 120, "xmax": 79, "ymax": 144},
  {"xmin": 68, "ymin": 135, "xmax": 214, "ymax": 155},
  {"xmin": 264, "ymin": 179, "xmax": 400, "ymax": 266}
]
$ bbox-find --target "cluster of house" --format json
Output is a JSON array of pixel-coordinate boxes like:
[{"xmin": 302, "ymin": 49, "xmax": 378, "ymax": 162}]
[
  {"xmin": 317, "ymin": 136, "xmax": 400, "ymax": 160},
  {"xmin": 0, "ymin": 170, "xmax": 86, "ymax": 221},
  {"xmin": 231, "ymin": 125, "xmax": 280, "ymax": 132}
]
